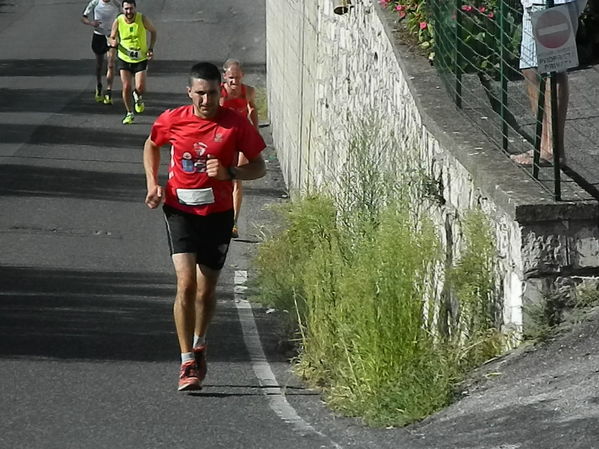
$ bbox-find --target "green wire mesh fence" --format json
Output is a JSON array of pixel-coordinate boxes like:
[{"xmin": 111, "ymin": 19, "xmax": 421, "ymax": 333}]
[{"xmin": 426, "ymin": 0, "xmax": 599, "ymax": 201}]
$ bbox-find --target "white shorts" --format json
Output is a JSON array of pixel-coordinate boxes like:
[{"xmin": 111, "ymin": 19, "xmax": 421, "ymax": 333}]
[{"xmin": 519, "ymin": 0, "xmax": 587, "ymax": 70}]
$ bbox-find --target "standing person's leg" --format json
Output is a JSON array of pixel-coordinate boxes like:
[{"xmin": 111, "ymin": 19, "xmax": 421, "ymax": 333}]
[
  {"xmin": 133, "ymin": 69, "xmax": 147, "ymax": 113},
  {"xmin": 513, "ymin": 69, "xmax": 568, "ymax": 164},
  {"xmin": 120, "ymin": 66, "xmax": 134, "ymax": 124},
  {"xmin": 553, "ymin": 72, "xmax": 569, "ymax": 162}
]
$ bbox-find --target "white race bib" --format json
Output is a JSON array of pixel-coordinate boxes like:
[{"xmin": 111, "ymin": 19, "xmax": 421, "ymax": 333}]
[
  {"xmin": 128, "ymin": 49, "xmax": 140, "ymax": 59},
  {"xmin": 176, "ymin": 188, "xmax": 215, "ymax": 206}
]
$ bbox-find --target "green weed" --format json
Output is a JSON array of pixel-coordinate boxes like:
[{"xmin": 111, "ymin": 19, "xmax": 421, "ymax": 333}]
[{"xmin": 254, "ymin": 117, "xmax": 503, "ymax": 426}]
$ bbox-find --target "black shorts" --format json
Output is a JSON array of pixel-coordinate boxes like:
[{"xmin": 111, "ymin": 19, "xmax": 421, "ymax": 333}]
[
  {"xmin": 163, "ymin": 205, "xmax": 234, "ymax": 270},
  {"xmin": 91, "ymin": 33, "xmax": 110, "ymax": 55},
  {"xmin": 117, "ymin": 58, "xmax": 148, "ymax": 74}
]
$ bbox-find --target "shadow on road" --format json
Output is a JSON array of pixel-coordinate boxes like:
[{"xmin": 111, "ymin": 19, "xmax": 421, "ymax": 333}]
[
  {"xmin": 0, "ymin": 59, "xmax": 265, "ymax": 77},
  {"xmin": 0, "ymin": 88, "xmax": 188, "ymax": 115},
  {"xmin": 0, "ymin": 265, "xmax": 252, "ymax": 363},
  {"xmin": 0, "ymin": 164, "xmax": 147, "ymax": 202},
  {"xmin": 2, "ymin": 123, "xmax": 145, "ymax": 148}
]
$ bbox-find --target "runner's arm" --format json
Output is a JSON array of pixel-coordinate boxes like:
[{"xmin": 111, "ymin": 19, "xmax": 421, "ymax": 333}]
[
  {"xmin": 143, "ymin": 137, "xmax": 163, "ymax": 209},
  {"xmin": 233, "ymin": 154, "xmax": 265, "ymax": 180},
  {"xmin": 143, "ymin": 16, "xmax": 157, "ymax": 58},
  {"xmin": 81, "ymin": 0, "xmax": 99, "ymax": 27},
  {"xmin": 246, "ymin": 85, "xmax": 259, "ymax": 129},
  {"xmin": 207, "ymin": 154, "xmax": 266, "ymax": 181},
  {"xmin": 109, "ymin": 18, "xmax": 119, "ymax": 48},
  {"xmin": 81, "ymin": 15, "xmax": 100, "ymax": 27}
]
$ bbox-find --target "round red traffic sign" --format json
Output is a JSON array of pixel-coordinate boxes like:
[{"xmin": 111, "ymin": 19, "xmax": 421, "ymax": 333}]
[{"xmin": 534, "ymin": 9, "xmax": 571, "ymax": 49}]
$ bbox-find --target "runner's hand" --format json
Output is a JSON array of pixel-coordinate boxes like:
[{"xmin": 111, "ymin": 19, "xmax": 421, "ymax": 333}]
[
  {"xmin": 145, "ymin": 185, "xmax": 163, "ymax": 209},
  {"xmin": 206, "ymin": 155, "xmax": 228, "ymax": 180}
]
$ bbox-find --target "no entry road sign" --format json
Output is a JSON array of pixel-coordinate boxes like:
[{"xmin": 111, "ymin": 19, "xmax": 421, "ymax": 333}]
[{"xmin": 531, "ymin": 4, "xmax": 578, "ymax": 73}]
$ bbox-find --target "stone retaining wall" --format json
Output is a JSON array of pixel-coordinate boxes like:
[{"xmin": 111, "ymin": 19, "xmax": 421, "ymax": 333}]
[{"xmin": 265, "ymin": 0, "xmax": 599, "ymax": 332}]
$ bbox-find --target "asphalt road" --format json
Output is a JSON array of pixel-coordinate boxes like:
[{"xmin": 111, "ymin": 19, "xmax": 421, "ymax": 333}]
[
  {"xmin": 4, "ymin": 2, "xmax": 599, "ymax": 449},
  {"xmin": 0, "ymin": 1, "xmax": 340, "ymax": 448}
]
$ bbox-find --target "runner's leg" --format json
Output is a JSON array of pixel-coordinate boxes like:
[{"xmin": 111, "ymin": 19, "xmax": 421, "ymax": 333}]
[
  {"xmin": 120, "ymin": 68, "xmax": 133, "ymax": 114},
  {"xmin": 134, "ymin": 69, "xmax": 147, "ymax": 96},
  {"xmin": 172, "ymin": 253, "xmax": 199, "ymax": 354},
  {"xmin": 106, "ymin": 48, "xmax": 116, "ymax": 92},
  {"xmin": 95, "ymin": 53, "xmax": 104, "ymax": 87},
  {"xmin": 194, "ymin": 264, "xmax": 221, "ymax": 340}
]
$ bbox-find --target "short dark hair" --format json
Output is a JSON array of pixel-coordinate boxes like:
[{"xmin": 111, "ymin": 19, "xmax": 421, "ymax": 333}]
[
  {"xmin": 189, "ymin": 62, "xmax": 222, "ymax": 85},
  {"xmin": 122, "ymin": 0, "xmax": 136, "ymax": 6}
]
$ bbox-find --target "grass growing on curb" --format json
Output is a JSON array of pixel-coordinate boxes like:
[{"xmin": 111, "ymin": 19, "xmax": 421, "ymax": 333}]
[{"xmin": 254, "ymin": 118, "xmax": 503, "ymax": 426}]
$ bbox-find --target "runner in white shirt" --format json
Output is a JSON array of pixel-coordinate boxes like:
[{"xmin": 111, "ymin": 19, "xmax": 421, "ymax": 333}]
[{"xmin": 81, "ymin": 0, "xmax": 121, "ymax": 104}]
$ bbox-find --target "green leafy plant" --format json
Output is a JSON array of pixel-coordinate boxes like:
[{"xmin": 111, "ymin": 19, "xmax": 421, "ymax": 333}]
[{"xmin": 381, "ymin": 0, "xmax": 522, "ymax": 76}]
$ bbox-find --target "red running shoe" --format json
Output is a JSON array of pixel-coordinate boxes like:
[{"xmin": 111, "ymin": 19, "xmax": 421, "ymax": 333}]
[
  {"xmin": 178, "ymin": 360, "xmax": 201, "ymax": 391},
  {"xmin": 193, "ymin": 344, "xmax": 208, "ymax": 382}
]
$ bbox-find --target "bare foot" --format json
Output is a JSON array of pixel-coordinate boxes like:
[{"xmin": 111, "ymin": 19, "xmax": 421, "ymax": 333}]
[{"xmin": 511, "ymin": 150, "xmax": 553, "ymax": 166}]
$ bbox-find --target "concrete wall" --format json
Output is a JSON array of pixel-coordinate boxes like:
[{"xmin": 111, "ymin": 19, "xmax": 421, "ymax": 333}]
[{"xmin": 265, "ymin": 0, "xmax": 599, "ymax": 332}]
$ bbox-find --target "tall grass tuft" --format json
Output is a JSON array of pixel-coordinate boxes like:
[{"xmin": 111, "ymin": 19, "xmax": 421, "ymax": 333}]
[{"xmin": 254, "ymin": 115, "xmax": 504, "ymax": 426}]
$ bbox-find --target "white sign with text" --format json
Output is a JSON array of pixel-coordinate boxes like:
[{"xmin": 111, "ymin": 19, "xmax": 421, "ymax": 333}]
[{"xmin": 531, "ymin": 4, "xmax": 578, "ymax": 73}]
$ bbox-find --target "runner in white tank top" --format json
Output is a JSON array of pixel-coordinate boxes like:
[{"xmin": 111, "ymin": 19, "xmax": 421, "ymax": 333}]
[{"xmin": 81, "ymin": 0, "xmax": 120, "ymax": 104}]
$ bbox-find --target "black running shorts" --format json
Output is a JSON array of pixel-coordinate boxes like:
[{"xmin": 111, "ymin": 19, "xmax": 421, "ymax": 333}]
[
  {"xmin": 117, "ymin": 58, "xmax": 148, "ymax": 74},
  {"xmin": 91, "ymin": 33, "xmax": 110, "ymax": 55},
  {"xmin": 163, "ymin": 205, "xmax": 234, "ymax": 271}
]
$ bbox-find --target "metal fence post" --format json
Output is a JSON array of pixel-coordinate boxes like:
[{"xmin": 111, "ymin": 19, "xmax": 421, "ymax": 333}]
[{"xmin": 545, "ymin": 0, "xmax": 561, "ymax": 200}]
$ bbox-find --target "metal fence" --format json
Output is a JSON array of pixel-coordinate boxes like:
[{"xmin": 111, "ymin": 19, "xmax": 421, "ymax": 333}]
[{"xmin": 430, "ymin": 0, "xmax": 599, "ymax": 201}]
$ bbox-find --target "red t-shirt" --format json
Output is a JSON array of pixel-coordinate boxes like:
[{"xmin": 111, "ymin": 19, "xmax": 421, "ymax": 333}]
[
  {"xmin": 150, "ymin": 104, "xmax": 266, "ymax": 216},
  {"xmin": 220, "ymin": 83, "xmax": 249, "ymax": 116}
]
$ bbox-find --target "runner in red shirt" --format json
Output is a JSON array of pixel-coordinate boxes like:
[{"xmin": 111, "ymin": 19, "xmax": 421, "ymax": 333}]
[
  {"xmin": 220, "ymin": 59, "xmax": 260, "ymax": 238},
  {"xmin": 143, "ymin": 62, "xmax": 266, "ymax": 391}
]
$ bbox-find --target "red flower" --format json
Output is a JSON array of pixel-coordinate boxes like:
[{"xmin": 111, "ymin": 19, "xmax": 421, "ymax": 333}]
[
  {"xmin": 478, "ymin": 6, "xmax": 487, "ymax": 13},
  {"xmin": 420, "ymin": 21, "xmax": 428, "ymax": 30},
  {"xmin": 395, "ymin": 4, "xmax": 405, "ymax": 11},
  {"xmin": 487, "ymin": 12, "xmax": 494, "ymax": 18},
  {"xmin": 461, "ymin": 5, "xmax": 474, "ymax": 12}
]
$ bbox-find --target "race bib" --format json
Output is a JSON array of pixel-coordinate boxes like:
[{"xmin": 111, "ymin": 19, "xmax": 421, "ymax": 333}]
[
  {"xmin": 128, "ymin": 49, "xmax": 140, "ymax": 59},
  {"xmin": 176, "ymin": 188, "xmax": 215, "ymax": 206}
]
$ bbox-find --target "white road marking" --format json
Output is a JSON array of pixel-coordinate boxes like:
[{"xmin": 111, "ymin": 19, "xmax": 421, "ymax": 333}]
[{"xmin": 234, "ymin": 270, "xmax": 343, "ymax": 448}]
